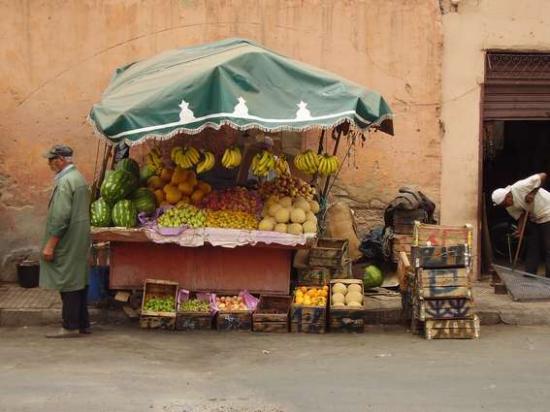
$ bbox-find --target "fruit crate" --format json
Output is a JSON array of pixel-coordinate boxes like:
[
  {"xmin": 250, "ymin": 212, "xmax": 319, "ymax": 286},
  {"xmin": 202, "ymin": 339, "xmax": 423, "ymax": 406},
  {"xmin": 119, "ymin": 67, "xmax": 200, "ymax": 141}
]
[
  {"xmin": 176, "ymin": 291, "xmax": 214, "ymax": 331},
  {"xmin": 290, "ymin": 286, "xmax": 327, "ymax": 334},
  {"xmin": 139, "ymin": 316, "xmax": 176, "ymax": 330},
  {"xmin": 252, "ymin": 295, "xmax": 291, "ymax": 333},
  {"xmin": 392, "ymin": 234, "xmax": 414, "ymax": 264},
  {"xmin": 414, "ymin": 297, "xmax": 475, "ymax": 321},
  {"xmin": 392, "ymin": 209, "xmax": 428, "ymax": 235},
  {"xmin": 140, "ymin": 279, "xmax": 178, "ymax": 317},
  {"xmin": 214, "ymin": 292, "xmax": 258, "ymax": 331},
  {"xmin": 308, "ymin": 238, "xmax": 349, "ymax": 269},
  {"xmin": 329, "ymin": 279, "xmax": 366, "ymax": 333},
  {"xmin": 411, "ymin": 245, "xmax": 470, "ymax": 269},
  {"xmin": 296, "ymin": 266, "xmax": 331, "ymax": 286},
  {"xmin": 424, "ymin": 315, "xmax": 480, "ymax": 340},
  {"xmin": 413, "ymin": 222, "xmax": 473, "ymax": 248},
  {"xmin": 415, "ymin": 267, "xmax": 472, "ymax": 299}
]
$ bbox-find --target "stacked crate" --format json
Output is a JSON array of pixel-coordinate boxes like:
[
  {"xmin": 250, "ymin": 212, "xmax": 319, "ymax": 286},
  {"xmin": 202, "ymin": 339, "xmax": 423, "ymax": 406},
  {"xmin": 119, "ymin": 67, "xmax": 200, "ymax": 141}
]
[
  {"xmin": 296, "ymin": 238, "xmax": 351, "ymax": 285},
  {"xmin": 409, "ymin": 223, "xmax": 480, "ymax": 340},
  {"xmin": 391, "ymin": 209, "xmax": 427, "ymax": 263}
]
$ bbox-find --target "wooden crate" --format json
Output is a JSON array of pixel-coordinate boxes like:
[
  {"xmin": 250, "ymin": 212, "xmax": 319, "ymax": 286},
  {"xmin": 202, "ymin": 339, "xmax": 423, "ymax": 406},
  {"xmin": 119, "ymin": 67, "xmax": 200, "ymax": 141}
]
[
  {"xmin": 215, "ymin": 311, "xmax": 252, "ymax": 331},
  {"xmin": 329, "ymin": 279, "xmax": 365, "ymax": 333},
  {"xmin": 140, "ymin": 279, "xmax": 178, "ymax": 318},
  {"xmin": 176, "ymin": 312, "xmax": 213, "ymax": 331},
  {"xmin": 411, "ymin": 245, "xmax": 470, "ymax": 269},
  {"xmin": 393, "ymin": 209, "xmax": 428, "ymax": 235},
  {"xmin": 290, "ymin": 321, "xmax": 326, "ymax": 333},
  {"xmin": 290, "ymin": 304, "xmax": 326, "ymax": 333},
  {"xmin": 139, "ymin": 315, "xmax": 176, "ymax": 330},
  {"xmin": 297, "ymin": 267, "xmax": 331, "ymax": 286},
  {"xmin": 414, "ymin": 298, "xmax": 475, "ymax": 321},
  {"xmin": 253, "ymin": 295, "xmax": 290, "ymax": 333},
  {"xmin": 392, "ymin": 234, "xmax": 413, "ymax": 263},
  {"xmin": 416, "ymin": 267, "xmax": 471, "ymax": 288},
  {"xmin": 413, "ymin": 223, "xmax": 473, "ymax": 248},
  {"xmin": 424, "ymin": 315, "xmax": 480, "ymax": 340},
  {"xmin": 308, "ymin": 238, "xmax": 349, "ymax": 268}
]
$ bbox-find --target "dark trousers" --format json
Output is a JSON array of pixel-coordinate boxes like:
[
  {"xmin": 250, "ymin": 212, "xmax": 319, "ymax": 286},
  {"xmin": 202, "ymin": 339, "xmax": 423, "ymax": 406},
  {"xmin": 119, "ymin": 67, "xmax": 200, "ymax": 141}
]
[
  {"xmin": 525, "ymin": 222, "xmax": 550, "ymax": 277},
  {"xmin": 60, "ymin": 287, "xmax": 90, "ymax": 330}
]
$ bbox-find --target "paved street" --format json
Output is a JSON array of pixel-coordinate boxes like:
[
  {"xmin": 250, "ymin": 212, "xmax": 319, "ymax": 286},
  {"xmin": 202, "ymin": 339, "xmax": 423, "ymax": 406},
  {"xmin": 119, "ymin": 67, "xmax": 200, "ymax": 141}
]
[{"xmin": 1, "ymin": 325, "xmax": 550, "ymax": 412}]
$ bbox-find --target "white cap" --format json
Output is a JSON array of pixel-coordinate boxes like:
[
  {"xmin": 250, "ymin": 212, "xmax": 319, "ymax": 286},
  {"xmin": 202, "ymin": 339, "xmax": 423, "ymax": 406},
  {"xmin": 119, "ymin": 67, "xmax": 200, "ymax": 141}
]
[{"xmin": 491, "ymin": 187, "xmax": 511, "ymax": 206}]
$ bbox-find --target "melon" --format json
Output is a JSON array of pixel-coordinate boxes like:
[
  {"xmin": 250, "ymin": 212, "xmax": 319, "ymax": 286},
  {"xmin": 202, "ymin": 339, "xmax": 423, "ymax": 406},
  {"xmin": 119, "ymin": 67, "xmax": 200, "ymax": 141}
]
[
  {"xmin": 90, "ymin": 197, "xmax": 111, "ymax": 227},
  {"xmin": 116, "ymin": 158, "xmax": 140, "ymax": 180},
  {"xmin": 332, "ymin": 283, "xmax": 347, "ymax": 295},
  {"xmin": 347, "ymin": 301, "xmax": 362, "ymax": 308},
  {"xmin": 309, "ymin": 200, "xmax": 320, "ymax": 214},
  {"xmin": 130, "ymin": 187, "xmax": 157, "ymax": 214},
  {"xmin": 268, "ymin": 204, "xmax": 282, "ymax": 217},
  {"xmin": 258, "ymin": 218, "xmax": 275, "ymax": 231},
  {"xmin": 293, "ymin": 198, "xmax": 311, "ymax": 212},
  {"xmin": 290, "ymin": 208, "xmax": 307, "ymax": 224},
  {"xmin": 288, "ymin": 223, "xmax": 303, "ymax": 235},
  {"xmin": 111, "ymin": 199, "xmax": 138, "ymax": 228},
  {"xmin": 332, "ymin": 302, "xmax": 345, "ymax": 307},
  {"xmin": 345, "ymin": 291, "xmax": 363, "ymax": 305},
  {"xmin": 302, "ymin": 220, "xmax": 317, "ymax": 234},
  {"xmin": 274, "ymin": 207, "xmax": 290, "ymax": 223},
  {"xmin": 274, "ymin": 223, "xmax": 288, "ymax": 233},
  {"xmin": 347, "ymin": 284, "xmax": 362, "ymax": 294},
  {"xmin": 305, "ymin": 211, "xmax": 317, "ymax": 223},
  {"xmin": 139, "ymin": 164, "xmax": 156, "ymax": 184},
  {"xmin": 363, "ymin": 265, "xmax": 384, "ymax": 289},
  {"xmin": 279, "ymin": 196, "xmax": 292, "ymax": 208},
  {"xmin": 331, "ymin": 293, "xmax": 345, "ymax": 305},
  {"xmin": 100, "ymin": 169, "xmax": 138, "ymax": 204}
]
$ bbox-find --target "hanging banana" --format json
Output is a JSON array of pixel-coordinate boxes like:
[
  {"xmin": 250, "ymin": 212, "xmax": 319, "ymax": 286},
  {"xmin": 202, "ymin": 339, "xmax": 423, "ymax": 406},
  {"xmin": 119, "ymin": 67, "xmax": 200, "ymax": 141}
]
[{"xmin": 196, "ymin": 151, "xmax": 216, "ymax": 174}]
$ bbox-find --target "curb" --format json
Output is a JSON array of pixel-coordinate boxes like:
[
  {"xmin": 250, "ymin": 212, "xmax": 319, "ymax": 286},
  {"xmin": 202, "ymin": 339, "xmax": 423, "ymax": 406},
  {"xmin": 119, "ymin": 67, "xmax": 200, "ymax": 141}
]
[{"xmin": 0, "ymin": 307, "xmax": 131, "ymax": 327}]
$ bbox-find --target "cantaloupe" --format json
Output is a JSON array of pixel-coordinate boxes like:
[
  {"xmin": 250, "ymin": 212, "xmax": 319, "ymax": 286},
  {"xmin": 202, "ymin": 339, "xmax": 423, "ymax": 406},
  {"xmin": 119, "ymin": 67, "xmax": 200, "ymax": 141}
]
[
  {"xmin": 332, "ymin": 302, "xmax": 345, "ymax": 307},
  {"xmin": 290, "ymin": 208, "xmax": 307, "ymax": 224},
  {"xmin": 309, "ymin": 200, "xmax": 320, "ymax": 214},
  {"xmin": 288, "ymin": 223, "xmax": 303, "ymax": 235},
  {"xmin": 268, "ymin": 204, "xmax": 282, "ymax": 217},
  {"xmin": 345, "ymin": 291, "xmax": 363, "ymax": 305},
  {"xmin": 274, "ymin": 223, "xmax": 288, "ymax": 233},
  {"xmin": 294, "ymin": 198, "xmax": 311, "ymax": 212},
  {"xmin": 347, "ymin": 284, "xmax": 362, "ymax": 294},
  {"xmin": 302, "ymin": 220, "xmax": 317, "ymax": 234},
  {"xmin": 332, "ymin": 283, "xmax": 347, "ymax": 295},
  {"xmin": 275, "ymin": 207, "xmax": 290, "ymax": 223},
  {"xmin": 305, "ymin": 211, "xmax": 317, "ymax": 223},
  {"xmin": 259, "ymin": 218, "xmax": 276, "ymax": 231},
  {"xmin": 347, "ymin": 301, "xmax": 362, "ymax": 308},
  {"xmin": 331, "ymin": 293, "xmax": 345, "ymax": 305},
  {"xmin": 279, "ymin": 196, "xmax": 292, "ymax": 208}
]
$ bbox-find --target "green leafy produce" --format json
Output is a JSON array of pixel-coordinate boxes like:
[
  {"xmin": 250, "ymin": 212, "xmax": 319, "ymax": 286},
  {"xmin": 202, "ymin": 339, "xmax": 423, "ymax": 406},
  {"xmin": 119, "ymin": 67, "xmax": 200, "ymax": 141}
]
[
  {"xmin": 157, "ymin": 205, "xmax": 206, "ymax": 228},
  {"xmin": 179, "ymin": 298, "xmax": 210, "ymax": 312},
  {"xmin": 143, "ymin": 296, "xmax": 175, "ymax": 312},
  {"xmin": 363, "ymin": 265, "xmax": 384, "ymax": 288}
]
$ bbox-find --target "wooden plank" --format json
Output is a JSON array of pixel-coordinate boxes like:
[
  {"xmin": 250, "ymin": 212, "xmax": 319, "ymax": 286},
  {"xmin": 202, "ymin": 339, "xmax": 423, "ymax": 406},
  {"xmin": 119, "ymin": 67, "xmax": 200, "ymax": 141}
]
[
  {"xmin": 253, "ymin": 321, "xmax": 289, "ymax": 333},
  {"xmin": 411, "ymin": 245, "xmax": 470, "ymax": 269},
  {"xmin": 413, "ymin": 223, "xmax": 472, "ymax": 248},
  {"xmin": 109, "ymin": 242, "xmax": 291, "ymax": 294},
  {"xmin": 424, "ymin": 316, "xmax": 480, "ymax": 340},
  {"xmin": 215, "ymin": 311, "xmax": 252, "ymax": 331},
  {"xmin": 290, "ymin": 321, "xmax": 326, "ymax": 334},
  {"xmin": 398, "ymin": 251, "xmax": 411, "ymax": 292},
  {"xmin": 175, "ymin": 312, "xmax": 213, "ymax": 331},
  {"xmin": 139, "ymin": 315, "xmax": 176, "ymax": 330},
  {"xmin": 414, "ymin": 298, "xmax": 474, "ymax": 321},
  {"xmin": 417, "ymin": 268, "xmax": 471, "ymax": 288},
  {"xmin": 253, "ymin": 295, "xmax": 291, "ymax": 322},
  {"xmin": 417, "ymin": 286, "xmax": 472, "ymax": 299}
]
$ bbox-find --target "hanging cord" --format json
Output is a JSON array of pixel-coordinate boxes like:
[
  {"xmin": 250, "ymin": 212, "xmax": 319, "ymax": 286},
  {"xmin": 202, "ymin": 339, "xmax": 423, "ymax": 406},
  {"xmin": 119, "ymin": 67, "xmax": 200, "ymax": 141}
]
[{"xmin": 90, "ymin": 139, "xmax": 102, "ymax": 199}]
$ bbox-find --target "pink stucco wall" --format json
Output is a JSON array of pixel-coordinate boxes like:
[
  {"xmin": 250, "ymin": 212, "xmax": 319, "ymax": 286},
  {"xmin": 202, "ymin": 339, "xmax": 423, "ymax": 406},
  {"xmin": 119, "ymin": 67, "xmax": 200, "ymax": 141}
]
[{"xmin": 0, "ymin": 0, "xmax": 442, "ymax": 280}]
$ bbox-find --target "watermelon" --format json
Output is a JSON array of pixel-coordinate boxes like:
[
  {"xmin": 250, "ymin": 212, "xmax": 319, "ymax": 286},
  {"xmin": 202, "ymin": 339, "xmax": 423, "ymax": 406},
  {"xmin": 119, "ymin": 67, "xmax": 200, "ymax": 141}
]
[
  {"xmin": 363, "ymin": 265, "xmax": 384, "ymax": 289},
  {"xmin": 116, "ymin": 158, "xmax": 140, "ymax": 179},
  {"xmin": 100, "ymin": 169, "xmax": 137, "ymax": 204},
  {"xmin": 131, "ymin": 187, "xmax": 157, "ymax": 213},
  {"xmin": 139, "ymin": 164, "xmax": 156, "ymax": 184},
  {"xmin": 111, "ymin": 199, "xmax": 138, "ymax": 228},
  {"xmin": 90, "ymin": 197, "xmax": 112, "ymax": 227}
]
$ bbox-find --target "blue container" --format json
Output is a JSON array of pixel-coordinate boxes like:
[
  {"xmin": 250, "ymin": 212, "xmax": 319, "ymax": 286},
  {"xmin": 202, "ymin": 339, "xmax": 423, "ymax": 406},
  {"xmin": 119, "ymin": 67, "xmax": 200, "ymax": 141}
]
[{"xmin": 88, "ymin": 266, "xmax": 109, "ymax": 303}]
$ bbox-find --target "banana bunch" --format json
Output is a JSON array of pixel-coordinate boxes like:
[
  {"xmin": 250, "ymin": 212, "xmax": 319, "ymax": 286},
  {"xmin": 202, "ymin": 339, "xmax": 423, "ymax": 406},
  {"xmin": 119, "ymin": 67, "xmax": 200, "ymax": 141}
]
[
  {"xmin": 251, "ymin": 150, "xmax": 276, "ymax": 177},
  {"xmin": 145, "ymin": 147, "xmax": 164, "ymax": 174},
  {"xmin": 172, "ymin": 146, "xmax": 200, "ymax": 169},
  {"xmin": 317, "ymin": 154, "xmax": 340, "ymax": 176},
  {"xmin": 221, "ymin": 147, "xmax": 242, "ymax": 169},
  {"xmin": 196, "ymin": 151, "xmax": 216, "ymax": 174},
  {"xmin": 293, "ymin": 150, "xmax": 321, "ymax": 175},
  {"xmin": 274, "ymin": 155, "xmax": 291, "ymax": 177}
]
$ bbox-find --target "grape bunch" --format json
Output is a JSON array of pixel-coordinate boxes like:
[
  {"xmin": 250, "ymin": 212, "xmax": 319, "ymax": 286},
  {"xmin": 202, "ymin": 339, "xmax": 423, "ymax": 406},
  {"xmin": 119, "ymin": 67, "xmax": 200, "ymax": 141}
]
[{"xmin": 260, "ymin": 176, "xmax": 316, "ymax": 201}]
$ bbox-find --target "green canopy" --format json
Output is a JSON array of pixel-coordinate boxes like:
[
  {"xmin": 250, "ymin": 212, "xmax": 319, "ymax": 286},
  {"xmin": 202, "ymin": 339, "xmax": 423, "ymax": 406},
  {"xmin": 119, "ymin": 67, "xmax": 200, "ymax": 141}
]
[{"xmin": 89, "ymin": 38, "xmax": 393, "ymax": 145}]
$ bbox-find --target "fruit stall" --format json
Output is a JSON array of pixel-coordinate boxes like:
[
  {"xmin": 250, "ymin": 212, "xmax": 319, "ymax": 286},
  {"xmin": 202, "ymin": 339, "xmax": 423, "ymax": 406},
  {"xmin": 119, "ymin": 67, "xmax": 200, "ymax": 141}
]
[{"xmin": 88, "ymin": 38, "xmax": 393, "ymax": 298}]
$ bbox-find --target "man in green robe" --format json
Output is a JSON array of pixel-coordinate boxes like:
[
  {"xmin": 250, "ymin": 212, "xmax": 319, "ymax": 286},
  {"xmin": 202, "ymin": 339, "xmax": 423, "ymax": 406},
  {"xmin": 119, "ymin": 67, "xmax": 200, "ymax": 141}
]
[{"xmin": 40, "ymin": 145, "xmax": 91, "ymax": 338}]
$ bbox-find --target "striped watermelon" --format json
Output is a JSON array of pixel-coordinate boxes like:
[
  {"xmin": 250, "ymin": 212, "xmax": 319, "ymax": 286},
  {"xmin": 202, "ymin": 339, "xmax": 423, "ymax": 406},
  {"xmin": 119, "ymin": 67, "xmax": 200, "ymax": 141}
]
[
  {"xmin": 111, "ymin": 199, "xmax": 138, "ymax": 228},
  {"xmin": 131, "ymin": 187, "xmax": 157, "ymax": 213},
  {"xmin": 100, "ymin": 169, "xmax": 137, "ymax": 204},
  {"xmin": 116, "ymin": 158, "xmax": 140, "ymax": 179},
  {"xmin": 90, "ymin": 197, "xmax": 112, "ymax": 227}
]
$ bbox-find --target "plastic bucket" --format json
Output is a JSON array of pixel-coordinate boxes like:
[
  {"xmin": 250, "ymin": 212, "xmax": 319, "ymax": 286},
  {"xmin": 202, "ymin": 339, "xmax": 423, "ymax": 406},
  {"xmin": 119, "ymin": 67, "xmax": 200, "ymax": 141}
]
[
  {"xmin": 87, "ymin": 266, "xmax": 109, "ymax": 303},
  {"xmin": 17, "ymin": 262, "xmax": 40, "ymax": 288}
]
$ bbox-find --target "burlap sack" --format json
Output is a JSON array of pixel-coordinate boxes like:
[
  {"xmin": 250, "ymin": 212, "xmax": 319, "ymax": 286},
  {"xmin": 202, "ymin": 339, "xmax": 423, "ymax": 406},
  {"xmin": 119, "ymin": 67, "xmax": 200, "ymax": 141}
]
[{"xmin": 325, "ymin": 202, "xmax": 362, "ymax": 261}]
